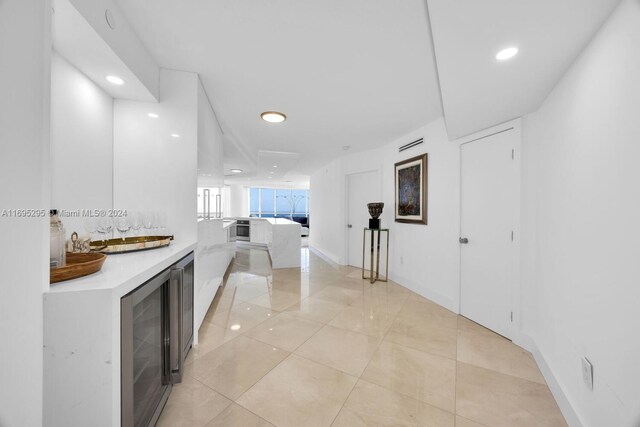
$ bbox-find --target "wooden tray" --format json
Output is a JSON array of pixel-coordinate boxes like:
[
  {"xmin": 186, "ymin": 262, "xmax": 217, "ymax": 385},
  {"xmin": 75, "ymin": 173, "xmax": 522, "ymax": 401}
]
[
  {"xmin": 50, "ymin": 252, "xmax": 107, "ymax": 284},
  {"xmin": 90, "ymin": 236, "xmax": 173, "ymax": 254}
]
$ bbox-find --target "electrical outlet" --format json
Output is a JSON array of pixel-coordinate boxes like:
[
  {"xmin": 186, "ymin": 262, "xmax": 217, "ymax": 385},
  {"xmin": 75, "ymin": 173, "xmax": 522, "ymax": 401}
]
[{"xmin": 582, "ymin": 357, "xmax": 593, "ymax": 390}]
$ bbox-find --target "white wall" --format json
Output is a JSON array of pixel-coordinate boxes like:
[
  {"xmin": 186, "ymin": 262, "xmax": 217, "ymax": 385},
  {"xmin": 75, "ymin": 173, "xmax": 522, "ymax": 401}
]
[
  {"xmin": 114, "ymin": 69, "xmax": 198, "ymax": 243},
  {"xmin": 522, "ymin": 0, "xmax": 640, "ymax": 425},
  {"xmin": 0, "ymin": 1, "xmax": 50, "ymax": 425},
  {"xmin": 50, "ymin": 52, "xmax": 113, "ymax": 238},
  {"xmin": 228, "ymin": 184, "xmax": 249, "ymax": 217},
  {"xmin": 310, "ymin": 117, "xmax": 461, "ymax": 310},
  {"xmin": 309, "ymin": 157, "xmax": 346, "ymax": 264}
]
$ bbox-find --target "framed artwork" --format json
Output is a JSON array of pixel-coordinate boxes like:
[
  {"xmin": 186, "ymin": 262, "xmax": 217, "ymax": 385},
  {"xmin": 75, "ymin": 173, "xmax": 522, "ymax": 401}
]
[{"xmin": 394, "ymin": 153, "xmax": 427, "ymax": 224}]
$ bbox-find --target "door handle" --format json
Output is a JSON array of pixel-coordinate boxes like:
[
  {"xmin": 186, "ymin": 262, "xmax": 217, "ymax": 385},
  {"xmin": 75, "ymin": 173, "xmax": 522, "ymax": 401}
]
[
  {"xmin": 347, "ymin": 224, "xmax": 353, "ymax": 228},
  {"xmin": 459, "ymin": 237, "xmax": 469, "ymax": 244},
  {"xmin": 204, "ymin": 189, "xmax": 211, "ymax": 220}
]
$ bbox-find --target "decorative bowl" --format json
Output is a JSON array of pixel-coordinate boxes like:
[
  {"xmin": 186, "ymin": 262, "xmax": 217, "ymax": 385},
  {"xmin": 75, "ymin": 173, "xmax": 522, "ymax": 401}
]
[{"xmin": 367, "ymin": 202, "xmax": 384, "ymax": 219}]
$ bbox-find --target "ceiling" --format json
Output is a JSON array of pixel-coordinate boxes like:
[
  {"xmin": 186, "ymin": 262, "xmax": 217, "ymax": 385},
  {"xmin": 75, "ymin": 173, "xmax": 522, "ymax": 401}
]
[
  {"xmin": 113, "ymin": 0, "xmax": 442, "ymax": 185},
  {"xmin": 427, "ymin": 0, "xmax": 620, "ymax": 139},
  {"xmin": 52, "ymin": 0, "xmax": 156, "ymax": 102},
  {"xmin": 115, "ymin": 0, "xmax": 620, "ymax": 182}
]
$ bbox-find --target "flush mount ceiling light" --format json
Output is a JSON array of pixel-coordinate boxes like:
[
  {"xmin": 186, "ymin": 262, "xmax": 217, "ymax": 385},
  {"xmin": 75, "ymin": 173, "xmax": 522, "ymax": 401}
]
[
  {"xmin": 496, "ymin": 47, "xmax": 519, "ymax": 61},
  {"xmin": 148, "ymin": 113, "xmax": 159, "ymax": 118},
  {"xmin": 106, "ymin": 75, "xmax": 124, "ymax": 85},
  {"xmin": 261, "ymin": 111, "xmax": 286, "ymax": 123},
  {"xmin": 230, "ymin": 169, "xmax": 243, "ymax": 173}
]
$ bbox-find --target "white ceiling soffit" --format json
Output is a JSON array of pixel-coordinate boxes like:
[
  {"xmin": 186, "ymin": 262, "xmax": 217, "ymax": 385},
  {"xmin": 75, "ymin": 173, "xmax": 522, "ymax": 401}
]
[
  {"xmin": 257, "ymin": 150, "xmax": 300, "ymax": 179},
  {"xmin": 427, "ymin": 0, "xmax": 621, "ymax": 140},
  {"xmin": 114, "ymin": 0, "xmax": 442, "ymax": 175},
  {"xmin": 52, "ymin": 0, "xmax": 157, "ymax": 102}
]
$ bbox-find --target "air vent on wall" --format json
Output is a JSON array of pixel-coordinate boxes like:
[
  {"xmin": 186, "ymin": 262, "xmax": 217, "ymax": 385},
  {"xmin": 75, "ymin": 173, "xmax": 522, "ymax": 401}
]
[{"xmin": 398, "ymin": 138, "xmax": 423, "ymax": 153}]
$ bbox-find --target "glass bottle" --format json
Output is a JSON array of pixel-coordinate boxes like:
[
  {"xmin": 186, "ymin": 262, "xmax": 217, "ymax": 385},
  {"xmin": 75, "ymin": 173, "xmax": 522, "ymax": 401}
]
[{"xmin": 50, "ymin": 209, "xmax": 66, "ymax": 268}]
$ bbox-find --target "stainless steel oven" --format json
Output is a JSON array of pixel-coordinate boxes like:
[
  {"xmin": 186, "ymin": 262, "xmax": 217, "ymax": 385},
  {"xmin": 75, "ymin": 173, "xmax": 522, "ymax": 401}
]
[
  {"xmin": 236, "ymin": 219, "xmax": 250, "ymax": 241},
  {"xmin": 121, "ymin": 252, "xmax": 194, "ymax": 427}
]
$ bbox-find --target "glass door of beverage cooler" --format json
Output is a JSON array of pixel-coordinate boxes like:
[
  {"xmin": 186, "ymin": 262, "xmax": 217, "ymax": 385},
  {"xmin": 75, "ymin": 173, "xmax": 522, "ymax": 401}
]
[{"xmin": 121, "ymin": 270, "xmax": 172, "ymax": 427}]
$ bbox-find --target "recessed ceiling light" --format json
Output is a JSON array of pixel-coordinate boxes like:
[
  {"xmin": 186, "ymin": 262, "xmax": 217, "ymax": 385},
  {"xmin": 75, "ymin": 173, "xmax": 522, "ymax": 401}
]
[
  {"xmin": 496, "ymin": 47, "xmax": 518, "ymax": 61},
  {"xmin": 171, "ymin": 134, "xmax": 180, "ymax": 138},
  {"xmin": 148, "ymin": 113, "xmax": 159, "ymax": 118},
  {"xmin": 261, "ymin": 111, "xmax": 286, "ymax": 123},
  {"xmin": 270, "ymin": 171, "xmax": 274, "ymax": 174},
  {"xmin": 273, "ymin": 165, "xmax": 278, "ymax": 168},
  {"xmin": 106, "ymin": 75, "xmax": 124, "ymax": 85},
  {"xmin": 230, "ymin": 324, "xmax": 241, "ymax": 331},
  {"xmin": 230, "ymin": 169, "xmax": 243, "ymax": 173}
]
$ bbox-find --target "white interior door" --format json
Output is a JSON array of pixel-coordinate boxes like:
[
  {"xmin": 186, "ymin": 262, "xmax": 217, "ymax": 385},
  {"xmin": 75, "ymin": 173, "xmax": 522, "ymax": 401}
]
[
  {"xmin": 347, "ymin": 171, "xmax": 380, "ymax": 268},
  {"xmin": 460, "ymin": 130, "xmax": 516, "ymax": 338}
]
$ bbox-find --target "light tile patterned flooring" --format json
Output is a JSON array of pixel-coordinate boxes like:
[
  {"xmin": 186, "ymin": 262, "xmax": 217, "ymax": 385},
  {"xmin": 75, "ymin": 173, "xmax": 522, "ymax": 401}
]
[{"xmin": 158, "ymin": 247, "xmax": 567, "ymax": 427}]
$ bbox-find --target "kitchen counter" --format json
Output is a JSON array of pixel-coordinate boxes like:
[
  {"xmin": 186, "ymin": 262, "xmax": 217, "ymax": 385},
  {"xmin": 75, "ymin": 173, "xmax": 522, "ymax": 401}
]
[
  {"xmin": 198, "ymin": 218, "xmax": 237, "ymax": 229},
  {"xmin": 43, "ymin": 239, "xmax": 196, "ymax": 426},
  {"xmin": 222, "ymin": 219, "xmax": 237, "ymax": 228},
  {"xmin": 238, "ymin": 217, "xmax": 301, "ymax": 268},
  {"xmin": 45, "ymin": 238, "xmax": 197, "ymax": 297},
  {"xmin": 263, "ymin": 217, "xmax": 299, "ymax": 225}
]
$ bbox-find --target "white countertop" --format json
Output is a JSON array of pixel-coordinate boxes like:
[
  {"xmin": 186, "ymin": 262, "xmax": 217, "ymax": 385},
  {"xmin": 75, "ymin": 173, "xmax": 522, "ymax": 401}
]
[
  {"xmin": 236, "ymin": 217, "xmax": 300, "ymax": 226},
  {"xmin": 264, "ymin": 217, "xmax": 300, "ymax": 226},
  {"xmin": 198, "ymin": 218, "xmax": 236, "ymax": 228},
  {"xmin": 46, "ymin": 239, "xmax": 197, "ymax": 297}
]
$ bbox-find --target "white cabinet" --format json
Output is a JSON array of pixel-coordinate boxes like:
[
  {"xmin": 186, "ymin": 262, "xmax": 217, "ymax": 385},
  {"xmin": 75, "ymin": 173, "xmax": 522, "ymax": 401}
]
[
  {"xmin": 197, "ymin": 79, "xmax": 224, "ymax": 188},
  {"xmin": 194, "ymin": 220, "xmax": 227, "ymax": 332},
  {"xmin": 250, "ymin": 219, "xmax": 270, "ymax": 245},
  {"xmin": 226, "ymin": 224, "xmax": 236, "ymax": 266}
]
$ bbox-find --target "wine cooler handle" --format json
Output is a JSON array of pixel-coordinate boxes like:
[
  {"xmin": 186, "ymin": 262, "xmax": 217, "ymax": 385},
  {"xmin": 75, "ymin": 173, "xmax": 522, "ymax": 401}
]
[{"xmin": 170, "ymin": 267, "xmax": 184, "ymax": 384}]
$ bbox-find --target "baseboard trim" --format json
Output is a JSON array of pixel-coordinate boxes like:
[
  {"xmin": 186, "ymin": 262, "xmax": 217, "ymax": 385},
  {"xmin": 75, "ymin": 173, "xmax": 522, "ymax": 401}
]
[
  {"xmin": 308, "ymin": 244, "xmax": 340, "ymax": 265},
  {"xmin": 520, "ymin": 333, "xmax": 583, "ymax": 427},
  {"xmin": 388, "ymin": 272, "xmax": 456, "ymax": 313}
]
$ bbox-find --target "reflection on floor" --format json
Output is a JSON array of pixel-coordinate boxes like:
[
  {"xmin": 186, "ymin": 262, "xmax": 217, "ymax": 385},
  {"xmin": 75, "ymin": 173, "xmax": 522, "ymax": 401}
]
[{"xmin": 158, "ymin": 246, "xmax": 567, "ymax": 427}]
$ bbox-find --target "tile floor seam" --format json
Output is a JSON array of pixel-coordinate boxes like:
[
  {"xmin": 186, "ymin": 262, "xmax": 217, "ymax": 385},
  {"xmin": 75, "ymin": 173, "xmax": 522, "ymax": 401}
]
[
  {"xmin": 192, "ymin": 335, "xmax": 290, "ymax": 402},
  {"xmin": 386, "ymin": 322, "xmax": 459, "ymax": 361},
  {"xmin": 457, "ymin": 358, "xmax": 554, "ymax": 390},
  {"xmin": 225, "ymin": 401, "xmax": 276, "ymax": 427},
  {"xmin": 232, "ymin": 352, "xmax": 358, "ymax": 427},
  {"xmin": 328, "ymin": 284, "xmax": 409, "ymax": 424},
  {"xmin": 191, "ymin": 331, "xmax": 242, "ymax": 361},
  {"xmin": 358, "ymin": 338, "xmax": 458, "ymax": 412},
  {"xmin": 242, "ymin": 312, "xmax": 325, "ymax": 353},
  {"xmin": 289, "ymin": 350, "xmax": 362, "ymax": 383},
  {"xmin": 285, "ymin": 301, "xmax": 346, "ymax": 325},
  {"xmin": 457, "ymin": 414, "xmax": 490, "ymax": 427}
]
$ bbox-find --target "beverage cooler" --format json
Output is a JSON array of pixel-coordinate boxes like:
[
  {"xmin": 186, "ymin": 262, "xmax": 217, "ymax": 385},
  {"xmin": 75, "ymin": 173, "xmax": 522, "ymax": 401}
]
[{"xmin": 120, "ymin": 252, "xmax": 194, "ymax": 427}]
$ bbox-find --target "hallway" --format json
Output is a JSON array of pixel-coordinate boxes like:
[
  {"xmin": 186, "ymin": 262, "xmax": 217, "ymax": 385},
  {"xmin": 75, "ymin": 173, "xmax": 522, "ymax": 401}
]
[{"xmin": 157, "ymin": 247, "xmax": 566, "ymax": 427}]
